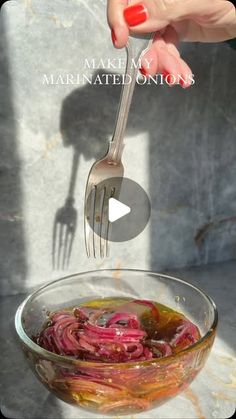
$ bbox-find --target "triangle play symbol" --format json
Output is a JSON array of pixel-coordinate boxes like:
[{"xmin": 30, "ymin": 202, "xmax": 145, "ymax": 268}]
[{"xmin": 108, "ymin": 198, "xmax": 131, "ymax": 223}]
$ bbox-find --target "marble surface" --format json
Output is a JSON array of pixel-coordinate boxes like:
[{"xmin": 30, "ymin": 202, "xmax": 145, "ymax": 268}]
[
  {"xmin": 1, "ymin": 0, "xmax": 236, "ymax": 296},
  {"xmin": 0, "ymin": 261, "xmax": 236, "ymax": 419}
]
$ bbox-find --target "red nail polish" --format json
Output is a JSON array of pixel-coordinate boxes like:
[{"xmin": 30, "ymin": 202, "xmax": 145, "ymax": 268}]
[
  {"xmin": 163, "ymin": 72, "xmax": 176, "ymax": 86},
  {"xmin": 111, "ymin": 29, "xmax": 116, "ymax": 45},
  {"xmin": 179, "ymin": 78, "xmax": 187, "ymax": 88},
  {"xmin": 124, "ymin": 3, "xmax": 148, "ymax": 27},
  {"xmin": 140, "ymin": 66, "xmax": 148, "ymax": 77},
  {"xmin": 162, "ymin": 71, "xmax": 170, "ymax": 79}
]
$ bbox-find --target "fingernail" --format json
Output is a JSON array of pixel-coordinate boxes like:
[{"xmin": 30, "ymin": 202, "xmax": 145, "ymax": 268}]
[
  {"xmin": 162, "ymin": 72, "xmax": 176, "ymax": 86},
  {"xmin": 179, "ymin": 78, "xmax": 188, "ymax": 88},
  {"xmin": 140, "ymin": 66, "xmax": 149, "ymax": 77},
  {"xmin": 162, "ymin": 71, "xmax": 171, "ymax": 79},
  {"xmin": 124, "ymin": 3, "xmax": 148, "ymax": 27},
  {"xmin": 111, "ymin": 29, "xmax": 117, "ymax": 46}
]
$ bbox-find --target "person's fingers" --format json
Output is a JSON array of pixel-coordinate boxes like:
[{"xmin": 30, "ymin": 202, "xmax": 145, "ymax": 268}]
[
  {"xmin": 140, "ymin": 28, "xmax": 193, "ymax": 88},
  {"xmin": 108, "ymin": 0, "xmax": 236, "ymax": 47},
  {"xmin": 123, "ymin": 0, "xmax": 236, "ymax": 33},
  {"xmin": 140, "ymin": 47, "xmax": 158, "ymax": 76},
  {"xmin": 140, "ymin": 27, "xmax": 179, "ymax": 73},
  {"xmin": 189, "ymin": 1, "xmax": 236, "ymax": 28},
  {"xmin": 107, "ymin": 0, "xmax": 129, "ymax": 48},
  {"xmin": 161, "ymin": 25, "xmax": 180, "ymax": 59},
  {"xmin": 141, "ymin": 31, "xmax": 179, "ymax": 76},
  {"xmin": 173, "ymin": 20, "xmax": 236, "ymax": 43},
  {"xmin": 162, "ymin": 27, "xmax": 193, "ymax": 88},
  {"xmin": 123, "ymin": 0, "xmax": 168, "ymax": 32},
  {"xmin": 141, "ymin": 38, "xmax": 182, "ymax": 85},
  {"xmin": 178, "ymin": 58, "xmax": 193, "ymax": 89}
]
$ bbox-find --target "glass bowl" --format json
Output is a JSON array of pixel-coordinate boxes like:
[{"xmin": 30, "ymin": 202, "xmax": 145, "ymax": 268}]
[{"xmin": 15, "ymin": 270, "xmax": 217, "ymax": 416}]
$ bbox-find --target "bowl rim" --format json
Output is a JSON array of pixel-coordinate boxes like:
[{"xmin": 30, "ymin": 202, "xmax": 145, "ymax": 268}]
[{"xmin": 15, "ymin": 269, "xmax": 218, "ymax": 369}]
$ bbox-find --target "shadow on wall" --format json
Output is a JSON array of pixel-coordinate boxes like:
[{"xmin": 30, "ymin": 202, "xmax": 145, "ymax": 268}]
[{"xmin": 0, "ymin": 7, "xmax": 27, "ymax": 296}]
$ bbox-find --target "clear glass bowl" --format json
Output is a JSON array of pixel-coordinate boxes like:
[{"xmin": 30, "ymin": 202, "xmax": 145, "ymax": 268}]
[{"xmin": 15, "ymin": 270, "xmax": 217, "ymax": 416}]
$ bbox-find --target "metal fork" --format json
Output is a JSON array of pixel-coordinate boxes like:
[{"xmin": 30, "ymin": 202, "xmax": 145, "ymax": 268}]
[{"xmin": 84, "ymin": 32, "xmax": 154, "ymax": 258}]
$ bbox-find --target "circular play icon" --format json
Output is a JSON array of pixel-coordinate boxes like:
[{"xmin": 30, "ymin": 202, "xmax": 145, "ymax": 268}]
[{"xmin": 85, "ymin": 177, "xmax": 151, "ymax": 242}]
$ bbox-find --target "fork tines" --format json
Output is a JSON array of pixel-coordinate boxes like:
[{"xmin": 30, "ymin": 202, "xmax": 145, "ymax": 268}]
[{"xmin": 85, "ymin": 185, "xmax": 115, "ymax": 258}]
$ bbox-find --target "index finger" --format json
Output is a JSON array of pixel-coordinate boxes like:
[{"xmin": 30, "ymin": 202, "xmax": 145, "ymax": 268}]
[{"xmin": 107, "ymin": 0, "xmax": 129, "ymax": 48}]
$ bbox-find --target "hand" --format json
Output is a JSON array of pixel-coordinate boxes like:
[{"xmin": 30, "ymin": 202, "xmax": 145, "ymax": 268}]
[{"xmin": 107, "ymin": 0, "xmax": 236, "ymax": 88}]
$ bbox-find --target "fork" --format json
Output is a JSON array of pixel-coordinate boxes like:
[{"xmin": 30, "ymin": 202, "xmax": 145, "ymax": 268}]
[{"xmin": 84, "ymin": 32, "xmax": 154, "ymax": 258}]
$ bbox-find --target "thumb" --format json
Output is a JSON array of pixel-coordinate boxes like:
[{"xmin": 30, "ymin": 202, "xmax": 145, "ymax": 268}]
[{"xmin": 123, "ymin": 0, "xmax": 236, "ymax": 33}]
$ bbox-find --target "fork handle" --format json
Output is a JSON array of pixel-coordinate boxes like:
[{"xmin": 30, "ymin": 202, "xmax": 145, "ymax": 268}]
[{"xmin": 107, "ymin": 32, "xmax": 154, "ymax": 164}]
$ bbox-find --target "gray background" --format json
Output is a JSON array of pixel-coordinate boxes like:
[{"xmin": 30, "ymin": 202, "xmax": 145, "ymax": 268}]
[{"xmin": 0, "ymin": 1, "xmax": 235, "ymax": 418}]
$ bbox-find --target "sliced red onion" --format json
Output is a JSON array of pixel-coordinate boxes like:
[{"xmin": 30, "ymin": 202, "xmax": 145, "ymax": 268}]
[
  {"xmin": 170, "ymin": 320, "xmax": 200, "ymax": 348},
  {"xmin": 61, "ymin": 323, "xmax": 83, "ymax": 352},
  {"xmin": 143, "ymin": 346, "xmax": 153, "ymax": 360},
  {"xmin": 36, "ymin": 300, "xmax": 200, "ymax": 364},
  {"xmin": 133, "ymin": 299, "xmax": 160, "ymax": 320},
  {"xmin": 148, "ymin": 340, "xmax": 172, "ymax": 357},
  {"xmin": 51, "ymin": 312, "xmax": 74, "ymax": 323},
  {"xmin": 124, "ymin": 342, "xmax": 144, "ymax": 359},
  {"xmin": 79, "ymin": 336, "xmax": 96, "ymax": 353},
  {"xmin": 84, "ymin": 322, "xmax": 146, "ymax": 341},
  {"xmin": 73, "ymin": 307, "xmax": 89, "ymax": 321},
  {"xmin": 65, "ymin": 375, "xmax": 124, "ymax": 395},
  {"xmin": 106, "ymin": 312, "xmax": 140, "ymax": 329}
]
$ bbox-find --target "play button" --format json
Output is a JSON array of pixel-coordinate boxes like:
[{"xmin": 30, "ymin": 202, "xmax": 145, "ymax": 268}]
[
  {"xmin": 85, "ymin": 177, "xmax": 151, "ymax": 242},
  {"xmin": 109, "ymin": 198, "xmax": 131, "ymax": 222}
]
